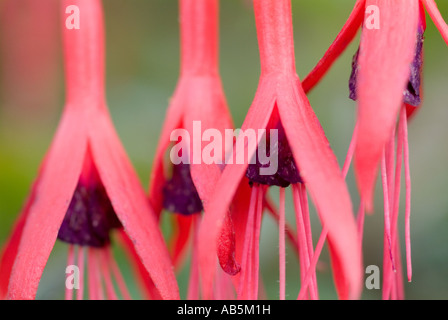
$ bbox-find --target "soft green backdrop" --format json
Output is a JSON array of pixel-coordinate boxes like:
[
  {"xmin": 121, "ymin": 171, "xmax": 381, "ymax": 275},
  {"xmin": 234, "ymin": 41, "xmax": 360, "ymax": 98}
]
[{"xmin": 1, "ymin": 0, "xmax": 447, "ymax": 299}]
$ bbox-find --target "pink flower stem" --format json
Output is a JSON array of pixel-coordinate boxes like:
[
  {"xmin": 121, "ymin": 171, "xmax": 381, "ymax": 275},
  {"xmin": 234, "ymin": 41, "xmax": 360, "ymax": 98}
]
[
  {"xmin": 179, "ymin": 0, "xmax": 218, "ymax": 76},
  {"xmin": 253, "ymin": 0, "xmax": 296, "ymax": 76},
  {"xmin": 302, "ymin": 0, "xmax": 366, "ymax": 93},
  {"xmin": 62, "ymin": 0, "xmax": 105, "ymax": 105}
]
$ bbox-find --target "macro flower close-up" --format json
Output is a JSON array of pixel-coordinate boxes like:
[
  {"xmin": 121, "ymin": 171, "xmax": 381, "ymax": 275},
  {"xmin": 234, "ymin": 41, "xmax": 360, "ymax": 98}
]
[{"xmin": 0, "ymin": 0, "xmax": 448, "ymax": 303}]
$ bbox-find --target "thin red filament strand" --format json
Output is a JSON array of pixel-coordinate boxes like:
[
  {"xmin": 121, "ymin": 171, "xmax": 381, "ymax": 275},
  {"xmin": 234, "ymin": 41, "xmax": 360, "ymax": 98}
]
[
  {"xmin": 105, "ymin": 246, "xmax": 132, "ymax": 300},
  {"xmin": 298, "ymin": 184, "xmax": 318, "ymax": 299},
  {"xmin": 187, "ymin": 215, "xmax": 200, "ymax": 300},
  {"xmin": 297, "ymin": 121, "xmax": 361, "ymax": 299},
  {"xmin": 88, "ymin": 247, "xmax": 104, "ymax": 300},
  {"xmin": 401, "ymin": 106, "xmax": 412, "ymax": 282},
  {"xmin": 292, "ymin": 184, "xmax": 313, "ymax": 300},
  {"xmin": 381, "ymin": 153, "xmax": 396, "ymax": 272},
  {"xmin": 279, "ymin": 187, "xmax": 286, "ymax": 300},
  {"xmin": 76, "ymin": 246, "xmax": 85, "ymax": 300},
  {"xmin": 252, "ymin": 185, "xmax": 264, "ymax": 300},
  {"xmin": 100, "ymin": 248, "xmax": 118, "ymax": 300},
  {"xmin": 65, "ymin": 245, "xmax": 75, "ymax": 300}
]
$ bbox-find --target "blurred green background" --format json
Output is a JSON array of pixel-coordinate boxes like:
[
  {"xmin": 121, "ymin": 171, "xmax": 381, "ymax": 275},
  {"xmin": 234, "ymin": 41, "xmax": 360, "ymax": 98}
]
[{"xmin": 1, "ymin": 0, "xmax": 447, "ymax": 300}]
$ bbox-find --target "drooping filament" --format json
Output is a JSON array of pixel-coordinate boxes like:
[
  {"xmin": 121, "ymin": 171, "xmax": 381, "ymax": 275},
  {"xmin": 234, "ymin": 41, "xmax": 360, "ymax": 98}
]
[
  {"xmin": 162, "ymin": 159, "xmax": 204, "ymax": 297},
  {"xmin": 292, "ymin": 184, "xmax": 318, "ymax": 300},
  {"xmin": 64, "ymin": 244, "xmax": 131, "ymax": 300},
  {"xmin": 162, "ymin": 161, "xmax": 203, "ymax": 294},
  {"xmin": 59, "ymin": 153, "xmax": 132, "ymax": 300},
  {"xmin": 381, "ymin": 105, "xmax": 412, "ymax": 300},
  {"xmin": 298, "ymin": 123, "xmax": 361, "ymax": 300},
  {"xmin": 187, "ymin": 215, "xmax": 200, "ymax": 300},
  {"xmin": 297, "ymin": 104, "xmax": 412, "ymax": 300},
  {"xmin": 346, "ymin": 21, "xmax": 419, "ymax": 298},
  {"xmin": 237, "ymin": 120, "xmax": 319, "ymax": 299},
  {"xmin": 278, "ymin": 187, "xmax": 286, "ymax": 300}
]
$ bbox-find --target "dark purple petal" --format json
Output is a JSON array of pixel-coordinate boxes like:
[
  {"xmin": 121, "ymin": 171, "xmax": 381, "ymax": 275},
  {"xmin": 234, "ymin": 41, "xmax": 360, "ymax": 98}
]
[
  {"xmin": 57, "ymin": 167, "xmax": 121, "ymax": 248},
  {"xmin": 163, "ymin": 163, "xmax": 203, "ymax": 215},
  {"xmin": 349, "ymin": 30, "xmax": 424, "ymax": 107},
  {"xmin": 246, "ymin": 121, "xmax": 302, "ymax": 187},
  {"xmin": 403, "ymin": 30, "xmax": 424, "ymax": 106},
  {"xmin": 348, "ymin": 48, "xmax": 360, "ymax": 101}
]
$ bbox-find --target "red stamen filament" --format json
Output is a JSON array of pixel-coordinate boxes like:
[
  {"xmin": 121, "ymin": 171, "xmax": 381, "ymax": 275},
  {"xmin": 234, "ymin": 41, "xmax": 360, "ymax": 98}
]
[
  {"xmin": 295, "ymin": 86, "xmax": 411, "ymax": 301},
  {"xmin": 77, "ymin": 247, "xmax": 85, "ymax": 300},
  {"xmin": 100, "ymin": 249, "xmax": 118, "ymax": 300},
  {"xmin": 382, "ymin": 133, "xmax": 398, "ymax": 300},
  {"xmin": 65, "ymin": 245, "xmax": 75, "ymax": 300},
  {"xmin": 298, "ymin": 184, "xmax": 318, "ymax": 299},
  {"xmin": 381, "ymin": 152, "xmax": 396, "ymax": 272},
  {"xmin": 279, "ymin": 187, "xmax": 286, "ymax": 300},
  {"xmin": 88, "ymin": 247, "xmax": 104, "ymax": 300},
  {"xmin": 265, "ymin": 198, "xmax": 300, "ymax": 259},
  {"xmin": 297, "ymin": 121, "xmax": 363, "ymax": 299},
  {"xmin": 422, "ymin": 0, "xmax": 448, "ymax": 45},
  {"xmin": 253, "ymin": 185, "xmax": 264, "ymax": 298},
  {"xmin": 105, "ymin": 246, "xmax": 131, "ymax": 300},
  {"xmin": 356, "ymin": 199, "xmax": 366, "ymax": 245},
  {"xmin": 297, "ymin": 224, "xmax": 328, "ymax": 300},
  {"xmin": 63, "ymin": 243, "xmax": 132, "ymax": 300},
  {"xmin": 402, "ymin": 106, "xmax": 412, "ymax": 283},
  {"xmin": 292, "ymin": 184, "xmax": 316, "ymax": 300},
  {"xmin": 342, "ymin": 122, "xmax": 359, "ymax": 178},
  {"xmin": 187, "ymin": 215, "xmax": 200, "ymax": 300},
  {"xmin": 389, "ymin": 111, "xmax": 405, "ymax": 299},
  {"xmin": 382, "ymin": 104, "xmax": 412, "ymax": 300}
]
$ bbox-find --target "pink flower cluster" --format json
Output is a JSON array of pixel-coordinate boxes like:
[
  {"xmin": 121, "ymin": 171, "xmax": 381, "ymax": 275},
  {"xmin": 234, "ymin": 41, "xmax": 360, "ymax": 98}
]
[{"xmin": 0, "ymin": 0, "xmax": 447, "ymax": 300}]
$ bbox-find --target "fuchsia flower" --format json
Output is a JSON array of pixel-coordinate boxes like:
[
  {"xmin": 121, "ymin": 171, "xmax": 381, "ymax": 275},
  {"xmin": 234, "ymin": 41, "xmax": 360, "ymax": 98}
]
[
  {"xmin": 199, "ymin": 0, "xmax": 363, "ymax": 300},
  {"xmin": 148, "ymin": 0, "xmax": 247, "ymax": 299},
  {"xmin": 0, "ymin": 0, "xmax": 178, "ymax": 300},
  {"xmin": 302, "ymin": 0, "xmax": 448, "ymax": 299}
]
